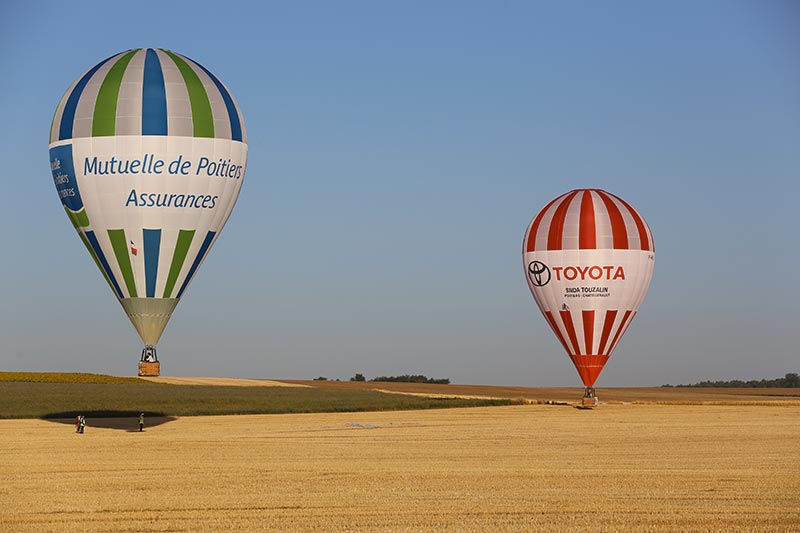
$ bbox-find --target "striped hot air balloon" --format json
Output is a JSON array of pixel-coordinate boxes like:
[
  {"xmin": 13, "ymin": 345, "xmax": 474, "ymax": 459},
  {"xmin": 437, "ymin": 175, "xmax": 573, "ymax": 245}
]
[
  {"xmin": 48, "ymin": 48, "xmax": 247, "ymax": 375},
  {"xmin": 523, "ymin": 189, "xmax": 655, "ymax": 398}
]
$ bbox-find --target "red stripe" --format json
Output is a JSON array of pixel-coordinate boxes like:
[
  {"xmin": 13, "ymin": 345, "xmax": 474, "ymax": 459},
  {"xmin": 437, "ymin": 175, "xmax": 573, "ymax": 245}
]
[
  {"xmin": 582, "ymin": 309, "xmax": 595, "ymax": 354},
  {"xmin": 578, "ymin": 190, "xmax": 596, "ymax": 249},
  {"xmin": 525, "ymin": 195, "xmax": 564, "ymax": 252},
  {"xmin": 544, "ymin": 311, "xmax": 571, "ymax": 354},
  {"xmin": 614, "ymin": 194, "xmax": 651, "ymax": 251},
  {"xmin": 597, "ymin": 309, "xmax": 618, "ymax": 355},
  {"xmin": 607, "ymin": 310, "xmax": 634, "ymax": 355},
  {"xmin": 559, "ymin": 310, "xmax": 582, "ymax": 356},
  {"xmin": 547, "ymin": 190, "xmax": 580, "ymax": 250},
  {"xmin": 596, "ymin": 190, "xmax": 628, "ymax": 250}
]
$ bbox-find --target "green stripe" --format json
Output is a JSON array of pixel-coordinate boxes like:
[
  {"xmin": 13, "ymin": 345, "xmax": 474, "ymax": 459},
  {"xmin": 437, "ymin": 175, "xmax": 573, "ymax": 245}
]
[
  {"xmin": 64, "ymin": 207, "xmax": 90, "ymax": 228},
  {"xmin": 161, "ymin": 49, "xmax": 215, "ymax": 138},
  {"xmin": 92, "ymin": 49, "xmax": 139, "ymax": 137},
  {"xmin": 78, "ymin": 232, "xmax": 115, "ymax": 294},
  {"xmin": 108, "ymin": 229, "xmax": 137, "ymax": 297},
  {"xmin": 163, "ymin": 230, "xmax": 195, "ymax": 298}
]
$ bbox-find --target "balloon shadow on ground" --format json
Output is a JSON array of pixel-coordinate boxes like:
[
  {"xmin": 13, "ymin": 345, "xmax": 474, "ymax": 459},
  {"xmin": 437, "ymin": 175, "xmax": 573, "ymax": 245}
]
[{"xmin": 43, "ymin": 411, "xmax": 177, "ymax": 432}]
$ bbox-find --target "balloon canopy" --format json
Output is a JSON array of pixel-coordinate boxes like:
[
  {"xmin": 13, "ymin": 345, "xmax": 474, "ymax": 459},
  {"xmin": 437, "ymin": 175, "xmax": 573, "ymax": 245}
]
[
  {"xmin": 523, "ymin": 189, "xmax": 655, "ymax": 387},
  {"xmin": 49, "ymin": 48, "xmax": 247, "ymax": 355}
]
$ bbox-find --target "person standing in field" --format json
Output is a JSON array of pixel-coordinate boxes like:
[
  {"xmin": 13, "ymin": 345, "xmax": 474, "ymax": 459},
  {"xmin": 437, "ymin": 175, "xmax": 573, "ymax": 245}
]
[
  {"xmin": 75, "ymin": 416, "xmax": 81, "ymax": 433},
  {"xmin": 79, "ymin": 416, "xmax": 86, "ymax": 434},
  {"xmin": 139, "ymin": 413, "xmax": 144, "ymax": 432}
]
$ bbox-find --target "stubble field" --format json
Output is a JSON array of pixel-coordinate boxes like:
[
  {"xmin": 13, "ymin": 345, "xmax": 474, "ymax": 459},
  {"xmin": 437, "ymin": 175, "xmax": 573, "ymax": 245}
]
[{"xmin": 1, "ymin": 403, "xmax": 798, "ymax": 532}]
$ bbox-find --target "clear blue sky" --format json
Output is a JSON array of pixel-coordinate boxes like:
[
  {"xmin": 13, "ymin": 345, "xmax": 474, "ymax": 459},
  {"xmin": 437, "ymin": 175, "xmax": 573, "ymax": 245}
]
[{"xmin": 1, "ymin": 1, "xmax": 798, "ymax": 385}]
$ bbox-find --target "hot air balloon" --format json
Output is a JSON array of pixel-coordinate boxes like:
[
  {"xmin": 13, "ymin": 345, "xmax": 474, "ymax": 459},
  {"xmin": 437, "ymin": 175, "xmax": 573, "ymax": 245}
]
[
  {"xmin": 523, "ymin": 189, "xmax": 654, "ymax": 406},
  {"xmin": 48, "ymin": 48, "xmax": 247, "ymax": 376}
]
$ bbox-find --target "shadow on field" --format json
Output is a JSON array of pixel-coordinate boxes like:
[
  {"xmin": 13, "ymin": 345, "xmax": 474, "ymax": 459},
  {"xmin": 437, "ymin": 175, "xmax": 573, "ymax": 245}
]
[{"xmin": 42, "ymin": 411, "xmax": 177, "ymax": 432}]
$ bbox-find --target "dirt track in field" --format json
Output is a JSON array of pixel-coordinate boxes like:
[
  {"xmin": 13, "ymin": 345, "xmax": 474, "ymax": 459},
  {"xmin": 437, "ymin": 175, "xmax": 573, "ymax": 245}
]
[
  {"xmin": 2, "ymin": 404, "xmax": 798, "ymax": 532},
  {"xmin": 139, "ymin": 376, "xmax": 310, "ymax": 387}
]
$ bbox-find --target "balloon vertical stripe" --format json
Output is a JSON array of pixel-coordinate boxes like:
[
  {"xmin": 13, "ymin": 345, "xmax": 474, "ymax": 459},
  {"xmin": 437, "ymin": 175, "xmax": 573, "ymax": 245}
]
[
  {"xmin": 108, "ymin": 229, "xmax": 138, "ymax": 297},
  {"xmin": 142, "ymin": 49, "xmax": 168, "ymax": 136},
  {"xmin": 582, "ymin": 310, "xmax": 595, "ymax": 354},
  {"xmin": 559, "ymin": 310, "xmax": 582, "ymax": 355},
  {"xmin": 163, "ymin": 230, "xmax": 196, "ymax": 298},
  {"xmin": 525, "ymin": 196, "xmax": 561, "ymax": 253},
  {"xmin": 79, "ymin": 233, "xmax": 117, "ymax": 296},
  {"xmin": 597, "ymin": 309, "xmax": 618, "ymax": 355},
  {"xmin": 615, "ymin": 196, "xmax": 653, "ymax": 251},
  {"xmin": 85, "ymin": 231, "xmax": 125, "ymax": 299},
  {"xmin": 596, "ymin": 191, "xmax": 628, "ymax": 249},
  {"xmin": 58, "ymin": 53, "xmax": 120, "ymax": 141},
  {"xmin": 161, "ymin": 50, "xmax": 215, "ymax": 138},
  {"xmin": 544, "ymin": 311, "xmax": 571, "ymax": 354},
  {"xmin": 608, "ymin": 310, "xmax": 635, "ymax": 354},
  {"xmin": 92, "ymin": 49, "xmax": 139, "ymax": 137},
  {"xmin": 176, "ymin": 231, "xmax": 216, "ymax": 298},
  {"xmin": 578, "ymin": 191, "xmax": 596, "ymax": 249},
  {"xmin": 143, "ymin": 229, "xmax": 161, "ymax": 298},
  {"xmin": 547, "ymin": 190, "xmax": 579, "ymax": 250},
  {"xmin": 186, "ymin": 57, "xmax": 243, "ymax": 142}
]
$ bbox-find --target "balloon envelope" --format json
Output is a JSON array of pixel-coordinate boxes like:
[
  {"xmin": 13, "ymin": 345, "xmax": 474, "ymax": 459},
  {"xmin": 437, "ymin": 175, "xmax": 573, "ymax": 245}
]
[
  {"xmin": 523, "ymin": 189, "xmax": 654, "ymax": 386},
  {"xmin": 49, "ymin": 48, "xmax": 247, "ymax": 349}
]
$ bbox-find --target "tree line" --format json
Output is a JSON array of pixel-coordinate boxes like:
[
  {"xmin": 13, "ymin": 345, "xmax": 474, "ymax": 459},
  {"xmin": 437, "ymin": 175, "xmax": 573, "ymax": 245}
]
[
  {"xmin": 662, "ymin": 372, "xmax": 799, "ymax": 388},
  {"xmin": 340, "ymin": 373, "xmax": 450, "ymax": 384}
]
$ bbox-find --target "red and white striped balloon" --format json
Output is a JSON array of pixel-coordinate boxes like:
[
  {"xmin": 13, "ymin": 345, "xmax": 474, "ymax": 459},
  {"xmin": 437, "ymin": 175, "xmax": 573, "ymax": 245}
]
[{"xmin": 523, "ymin": 189, "xmax": 655, "ymax": 386}]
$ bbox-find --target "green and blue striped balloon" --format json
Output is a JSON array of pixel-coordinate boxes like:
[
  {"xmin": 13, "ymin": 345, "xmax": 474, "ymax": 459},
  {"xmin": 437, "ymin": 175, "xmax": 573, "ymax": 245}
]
[{"xmin": 49, "ymin": 48, "xmax": 248, "ymax": 368}]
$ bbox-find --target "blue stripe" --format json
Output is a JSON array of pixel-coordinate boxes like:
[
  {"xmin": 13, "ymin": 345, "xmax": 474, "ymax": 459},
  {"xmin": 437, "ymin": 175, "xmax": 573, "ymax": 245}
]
[
  {"xmin": 143, "ymin": 229, "xmax": 161, "ymax": 298},
  {"xmin": 185, "ymin": 55, "xmax": 243, "ymax": 142},
  {"xmin": 58, "ymin": 53, "xmax": 119, "ymax": 141},
  {"xmin": 85, "ymin": 230, "xmax": 124, "ymax": 299},
  {"xmin": 142, "ymin": 49, "xmax": 168, "ymax": 135},
  {"xmin": 176, "ymin": 231, "xmax": 216, "ymax": 298}
]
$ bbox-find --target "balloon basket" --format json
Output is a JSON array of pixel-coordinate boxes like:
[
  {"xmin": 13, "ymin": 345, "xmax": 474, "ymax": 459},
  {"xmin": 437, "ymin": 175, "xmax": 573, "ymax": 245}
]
[
  {"xmin": 579, "ymin": 396, "xmax": 599, "ymax": 408},
  {"xmin": 577, "ymin": 387, "xmax": 599, "ymax": 409},
  {"xmin": 138, "ymin": 361, "xmax": 161, "ymax": 377}
]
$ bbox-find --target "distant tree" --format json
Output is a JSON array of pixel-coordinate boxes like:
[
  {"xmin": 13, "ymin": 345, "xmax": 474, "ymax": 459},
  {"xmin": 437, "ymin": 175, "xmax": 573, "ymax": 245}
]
[
  {"xmin": 313, "ymin": 376, "xmax": 328, "ymax": 381},
  {"xmin": 370, "ymin": 374, "xmax": 450, "ymax": 385},
  {"xmin": 350, "ymin": 373, "xmax": 366, "ymax": 382},
  {"xmin": 781, "ymin": 373, "xmax": 799, "ymax": 388},
  {"xmin": 669, "ymin": 373, "xmax": 799, "ymax": 388}
]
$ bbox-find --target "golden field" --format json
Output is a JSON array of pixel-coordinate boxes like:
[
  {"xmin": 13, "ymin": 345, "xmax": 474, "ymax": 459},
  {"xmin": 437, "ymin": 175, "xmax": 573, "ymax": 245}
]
[{"xmin": 1, "ymin": 402, "xmax": 798, "ymax": 532}]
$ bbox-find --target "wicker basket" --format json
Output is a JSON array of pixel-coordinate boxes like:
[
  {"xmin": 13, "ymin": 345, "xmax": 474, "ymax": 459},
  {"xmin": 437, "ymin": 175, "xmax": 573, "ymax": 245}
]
[
  {"xmin": 581, "ymin": 396, "xmax": 599, "ymax": 408},
  {"xmin": 138, "ymin": 361, "xmax": 161, "ymax": 377}
]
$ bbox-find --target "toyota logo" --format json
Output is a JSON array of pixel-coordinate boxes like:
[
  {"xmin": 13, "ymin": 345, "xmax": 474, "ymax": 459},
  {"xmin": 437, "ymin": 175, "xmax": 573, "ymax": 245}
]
[{"xmin": 527, "ymin": 261, "xmax": 551, "ymax": 287}]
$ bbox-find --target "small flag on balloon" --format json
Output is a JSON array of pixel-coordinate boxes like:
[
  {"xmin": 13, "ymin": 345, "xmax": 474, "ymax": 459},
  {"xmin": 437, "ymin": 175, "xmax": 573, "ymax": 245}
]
[{"xmin": 130, "ymin": 241, "xmax": 138, "ymax": 256}]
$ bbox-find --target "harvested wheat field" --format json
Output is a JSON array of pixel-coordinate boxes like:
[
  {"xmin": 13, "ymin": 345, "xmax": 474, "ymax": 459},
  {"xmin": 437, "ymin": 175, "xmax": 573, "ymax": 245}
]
[{"xmin": 1, "ymin": 404, "xmax": 799, "ymax": 532}]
